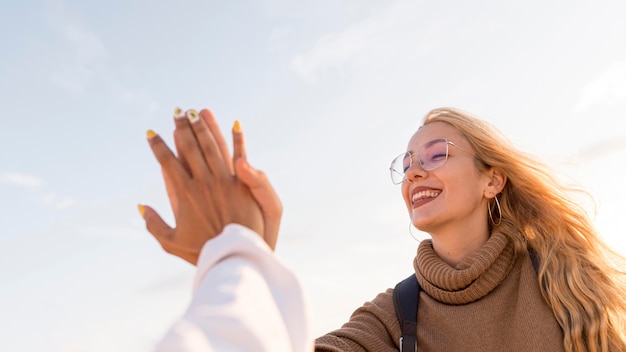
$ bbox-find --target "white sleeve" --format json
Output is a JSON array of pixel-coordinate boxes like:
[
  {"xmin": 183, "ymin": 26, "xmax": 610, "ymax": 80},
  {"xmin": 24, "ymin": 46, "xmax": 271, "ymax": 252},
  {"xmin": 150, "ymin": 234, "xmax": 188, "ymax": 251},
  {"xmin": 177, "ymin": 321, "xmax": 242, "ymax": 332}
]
[{"xmin": 155, "ymin": 224, "xmax": 313, "ymax": 352}]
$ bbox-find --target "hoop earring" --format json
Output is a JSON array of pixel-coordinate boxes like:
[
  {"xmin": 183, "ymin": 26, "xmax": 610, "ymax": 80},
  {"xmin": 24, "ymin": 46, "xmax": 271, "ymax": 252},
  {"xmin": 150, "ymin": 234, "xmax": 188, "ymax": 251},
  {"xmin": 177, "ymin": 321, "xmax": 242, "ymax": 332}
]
[
  {"xmin": 408, "ymin": 222, "xmax": 421, "ymax": 242},
  {"xmin": 488, "ymin": 196, "xmax": 502, "ymax": 226}
]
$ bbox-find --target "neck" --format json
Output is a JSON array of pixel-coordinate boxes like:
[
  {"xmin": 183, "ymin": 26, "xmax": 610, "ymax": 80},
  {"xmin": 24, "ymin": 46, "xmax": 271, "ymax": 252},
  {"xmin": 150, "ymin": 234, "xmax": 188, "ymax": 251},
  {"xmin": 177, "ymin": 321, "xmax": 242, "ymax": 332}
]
[{"xmin": 428, "ymin": 218, "xmax": 490, "ymax": 267}]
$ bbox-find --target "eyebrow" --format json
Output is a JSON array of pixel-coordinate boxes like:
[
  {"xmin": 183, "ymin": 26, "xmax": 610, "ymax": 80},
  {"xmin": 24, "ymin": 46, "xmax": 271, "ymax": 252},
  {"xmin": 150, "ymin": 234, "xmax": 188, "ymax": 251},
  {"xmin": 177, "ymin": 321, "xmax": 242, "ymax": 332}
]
[{"xmin": 410, "ymin": 138, "xmax": 447, "ymax": 151}]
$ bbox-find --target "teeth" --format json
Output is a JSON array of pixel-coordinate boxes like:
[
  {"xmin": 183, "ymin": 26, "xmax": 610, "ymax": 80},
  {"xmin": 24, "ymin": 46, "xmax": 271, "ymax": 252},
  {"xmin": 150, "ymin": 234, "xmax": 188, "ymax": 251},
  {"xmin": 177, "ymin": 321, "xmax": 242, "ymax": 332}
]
[{"xmin": 412, "ymin": 190, "xmax": 440, "ymax": 202}]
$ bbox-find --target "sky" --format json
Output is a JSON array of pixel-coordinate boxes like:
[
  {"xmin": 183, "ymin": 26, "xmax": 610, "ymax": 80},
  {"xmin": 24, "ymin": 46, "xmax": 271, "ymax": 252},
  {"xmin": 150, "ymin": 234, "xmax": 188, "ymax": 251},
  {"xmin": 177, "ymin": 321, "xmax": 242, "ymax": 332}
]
[{"xmin": 1, "ymin": 0, "xmax": 626, "ymax": 350}]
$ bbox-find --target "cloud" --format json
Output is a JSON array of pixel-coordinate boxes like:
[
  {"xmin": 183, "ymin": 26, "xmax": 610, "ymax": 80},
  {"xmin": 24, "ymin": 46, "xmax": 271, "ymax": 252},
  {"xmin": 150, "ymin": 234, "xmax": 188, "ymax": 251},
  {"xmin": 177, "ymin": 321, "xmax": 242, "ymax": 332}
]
[
  {"xmin": 0, "ymin": 172, "xmax": 79, "ymax": 209},
  {"xmin": 63, "ymin": 23, "xmax": 108, "ymax": 64},
  {"xmin": 575, "ymin": 136, "xmax": 626, "ymax": 163},
  {"xmin": 574, "ymin": 61, "xmax": 626, "ymax": 113},
  {"xmin": 39, "ymin": 193, "xmax": 79, "ymax": 210},
  {"xmin": 103, "ymin": 75, "xmax": 160, "ymax": 114},
  {"xmin": 47, "ymin": 4, "xmax": 159, "ymax": 112},
  {"xmin": 288, "ymin": 0, "xmax": 425, "ymax": 82},
  {"xmin": 49, "ymin": 22, "xmax": 108, "ymax": 95},
  {"xmin": 81, "ymin": 225, "xmax": 146, "ymax": 241},
  {"xmin": 1, "ymin": 172, "xmax": 44, "ymax": 189}
]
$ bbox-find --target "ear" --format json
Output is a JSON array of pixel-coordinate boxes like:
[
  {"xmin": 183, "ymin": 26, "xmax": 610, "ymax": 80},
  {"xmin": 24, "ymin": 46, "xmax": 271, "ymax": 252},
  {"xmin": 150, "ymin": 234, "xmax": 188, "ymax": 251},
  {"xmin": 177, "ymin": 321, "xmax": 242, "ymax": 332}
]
[{"xmin": 484, "ymin": 168, "xmax": 507, "ymax": 198}]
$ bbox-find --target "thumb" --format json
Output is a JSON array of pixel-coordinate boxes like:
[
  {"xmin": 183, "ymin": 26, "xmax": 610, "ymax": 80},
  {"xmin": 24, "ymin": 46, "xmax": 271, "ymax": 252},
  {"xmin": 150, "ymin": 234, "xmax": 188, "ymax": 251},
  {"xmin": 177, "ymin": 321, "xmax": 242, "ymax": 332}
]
[
  {"xmin": 235, "ymin": 157, "xmax": 262, "ymax": 187},
  {"xmin": 138, "ymin": 204, "xmax": 175, "ymax": 245},
  {"xmin": 235, "ymin": 158, "xmax": 281, "ymax": 213}
]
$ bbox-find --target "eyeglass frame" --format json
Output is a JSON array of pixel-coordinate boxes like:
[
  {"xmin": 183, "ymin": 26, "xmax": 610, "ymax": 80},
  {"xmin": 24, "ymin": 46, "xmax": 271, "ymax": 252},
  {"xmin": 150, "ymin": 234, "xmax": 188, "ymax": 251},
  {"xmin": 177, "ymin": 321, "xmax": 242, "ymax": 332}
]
[{"xmin": 389, "ymin": 138, "xmax": 472, "ymax": 185}]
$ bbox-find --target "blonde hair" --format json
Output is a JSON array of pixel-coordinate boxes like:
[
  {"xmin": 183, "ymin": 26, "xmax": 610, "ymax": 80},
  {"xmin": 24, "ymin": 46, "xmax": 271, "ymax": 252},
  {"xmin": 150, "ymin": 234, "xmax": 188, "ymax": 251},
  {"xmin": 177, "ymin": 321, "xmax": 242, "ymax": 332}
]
[{"xmin": 423, "ymin": 107, "xmax": 626, "ymax": 352}]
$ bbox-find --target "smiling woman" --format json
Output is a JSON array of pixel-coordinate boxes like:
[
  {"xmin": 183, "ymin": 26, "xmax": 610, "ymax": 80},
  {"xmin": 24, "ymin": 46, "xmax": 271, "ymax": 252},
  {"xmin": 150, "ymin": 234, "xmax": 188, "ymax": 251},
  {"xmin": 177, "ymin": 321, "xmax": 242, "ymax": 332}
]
[
  {"xmin": 316, "ymin": 108, "xmax": 626, "ymax": 352},
  {"xmin": 424, "ymin": 109, "xmax": 626, "ymax": 350}
]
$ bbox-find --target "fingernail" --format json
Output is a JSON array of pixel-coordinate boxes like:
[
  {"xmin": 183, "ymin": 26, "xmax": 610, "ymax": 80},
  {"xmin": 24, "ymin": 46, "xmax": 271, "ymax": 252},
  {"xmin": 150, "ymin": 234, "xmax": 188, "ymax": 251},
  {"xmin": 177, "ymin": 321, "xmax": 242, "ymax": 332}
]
[
  {"xmin": 174, "ymin": 107, "xmax": 184, "ymax": 119},
  {"xmin": 186, "ymin": 109, "xmax": 199, "ymax": 123},
  {"xmin": 233, "ymin": 120, "xmax": 242, "ymax": 133},
  {"xmin": 137, "ymin": 204, "xmax": 146, "ymax": 218},
  {"xmin": 146, "ymin": 130, "xmax": 157, "ymax": 139}
]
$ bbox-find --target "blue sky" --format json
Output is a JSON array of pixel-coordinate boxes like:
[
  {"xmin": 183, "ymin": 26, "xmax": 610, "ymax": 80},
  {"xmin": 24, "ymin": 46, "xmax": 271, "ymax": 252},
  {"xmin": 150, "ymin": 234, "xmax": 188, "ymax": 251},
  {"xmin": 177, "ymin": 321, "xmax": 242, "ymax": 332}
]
[{"xmin": 1, "ymin": 0, "xmax": 626, "ymax": 350}]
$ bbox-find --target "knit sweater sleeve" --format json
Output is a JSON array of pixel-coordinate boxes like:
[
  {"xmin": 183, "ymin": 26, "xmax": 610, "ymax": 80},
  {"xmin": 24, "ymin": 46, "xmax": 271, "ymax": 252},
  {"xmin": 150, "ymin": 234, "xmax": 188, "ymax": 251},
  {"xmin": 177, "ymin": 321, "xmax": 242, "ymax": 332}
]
[{"xmin": 314, "ymin": 289, "xmax": 401, "ymax": 352}]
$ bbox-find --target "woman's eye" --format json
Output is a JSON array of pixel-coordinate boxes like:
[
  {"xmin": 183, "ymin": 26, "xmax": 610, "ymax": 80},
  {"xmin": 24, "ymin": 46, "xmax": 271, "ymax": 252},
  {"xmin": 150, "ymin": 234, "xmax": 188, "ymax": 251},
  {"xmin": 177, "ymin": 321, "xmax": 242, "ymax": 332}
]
[{"xmin": 430, "ymin": 153, "xmax": 446, "ymax": 161}]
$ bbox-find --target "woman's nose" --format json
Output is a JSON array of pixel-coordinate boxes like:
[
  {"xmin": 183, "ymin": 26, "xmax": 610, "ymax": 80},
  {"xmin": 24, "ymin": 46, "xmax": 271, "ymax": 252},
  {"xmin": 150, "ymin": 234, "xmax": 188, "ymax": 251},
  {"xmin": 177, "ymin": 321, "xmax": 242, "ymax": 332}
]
[{"xmin": 405, "ymin": 159, "xmax": 427, "ymax": 181}]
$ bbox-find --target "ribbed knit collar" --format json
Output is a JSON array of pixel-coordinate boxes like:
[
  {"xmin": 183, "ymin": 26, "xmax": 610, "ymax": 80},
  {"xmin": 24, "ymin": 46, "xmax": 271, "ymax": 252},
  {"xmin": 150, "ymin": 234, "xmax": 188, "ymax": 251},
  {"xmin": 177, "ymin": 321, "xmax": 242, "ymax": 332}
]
[{"xmin": 413, "ymin": 232, "xmax": 515, "ymax": 305}]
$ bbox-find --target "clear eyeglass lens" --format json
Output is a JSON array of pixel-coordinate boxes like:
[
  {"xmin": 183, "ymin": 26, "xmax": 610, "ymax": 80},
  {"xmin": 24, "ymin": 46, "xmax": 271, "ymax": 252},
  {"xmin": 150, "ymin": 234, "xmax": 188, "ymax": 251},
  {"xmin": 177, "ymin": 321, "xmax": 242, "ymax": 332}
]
[
  {"xmin": 389, "ymin": 139, "xmax": 449, "ymax": 184},
  {"xmin": 420, "ymin": 139, "xmax": 449, "ymax": 170},
  {"xmin": 390, "ymin": 154, "xmax": 409, "ymax": 184}
]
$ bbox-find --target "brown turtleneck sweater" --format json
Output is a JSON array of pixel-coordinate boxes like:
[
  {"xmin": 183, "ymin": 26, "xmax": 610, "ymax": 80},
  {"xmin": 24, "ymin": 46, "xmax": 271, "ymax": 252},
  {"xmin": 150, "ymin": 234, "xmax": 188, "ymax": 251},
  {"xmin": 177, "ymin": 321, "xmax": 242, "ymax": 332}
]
[{"xmin": 315, "ymin": 232, "xmax": 564, "ymax": 351}]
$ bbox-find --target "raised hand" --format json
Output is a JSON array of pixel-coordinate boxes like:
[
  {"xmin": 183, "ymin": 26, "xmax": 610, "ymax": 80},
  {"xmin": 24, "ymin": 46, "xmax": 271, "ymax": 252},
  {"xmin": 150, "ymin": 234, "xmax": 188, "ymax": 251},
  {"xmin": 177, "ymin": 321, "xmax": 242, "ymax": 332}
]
[
  {"xmin": 139, "ymin": 110, "xmax": 264, "ymax": 265},
  {"xmin": 169, "ymin": 108, "xmax": 282, "ymax": 250}
]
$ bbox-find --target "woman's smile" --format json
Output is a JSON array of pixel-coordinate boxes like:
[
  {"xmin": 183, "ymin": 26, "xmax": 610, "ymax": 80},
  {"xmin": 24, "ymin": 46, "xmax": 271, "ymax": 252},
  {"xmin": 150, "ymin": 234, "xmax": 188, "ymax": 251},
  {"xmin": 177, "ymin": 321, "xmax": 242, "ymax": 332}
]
[{"xmin": 411, "ymin": 188, "xmax": 441, "ymax": 208}]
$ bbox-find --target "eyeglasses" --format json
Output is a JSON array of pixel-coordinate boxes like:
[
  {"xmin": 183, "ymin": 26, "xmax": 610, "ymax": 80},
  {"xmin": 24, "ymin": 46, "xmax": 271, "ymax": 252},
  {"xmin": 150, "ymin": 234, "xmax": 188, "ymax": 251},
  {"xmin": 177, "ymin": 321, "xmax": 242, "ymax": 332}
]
[{"xmin": 389, "ymin": 138, "xmax": 471, "ymax": 184}]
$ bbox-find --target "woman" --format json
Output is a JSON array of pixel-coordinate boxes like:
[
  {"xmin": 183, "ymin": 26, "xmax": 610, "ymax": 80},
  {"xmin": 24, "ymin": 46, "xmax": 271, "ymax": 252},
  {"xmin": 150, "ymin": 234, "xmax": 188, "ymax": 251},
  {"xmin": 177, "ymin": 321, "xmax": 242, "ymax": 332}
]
[
  {"xmin": 142, "ymin": 107, "xmax": 626, "ymax": 351},
  {"xmin": 316, "ymin": 108, "xmax": 626, "ymax": 351}
]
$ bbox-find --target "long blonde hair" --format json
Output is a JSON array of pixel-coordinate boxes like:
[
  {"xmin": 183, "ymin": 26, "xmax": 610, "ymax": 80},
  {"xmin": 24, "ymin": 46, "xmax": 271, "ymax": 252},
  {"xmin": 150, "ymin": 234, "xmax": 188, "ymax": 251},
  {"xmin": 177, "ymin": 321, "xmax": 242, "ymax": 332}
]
[{"xmin": 423, "ymin": 107, "xmax": 626, "ymax": 352}]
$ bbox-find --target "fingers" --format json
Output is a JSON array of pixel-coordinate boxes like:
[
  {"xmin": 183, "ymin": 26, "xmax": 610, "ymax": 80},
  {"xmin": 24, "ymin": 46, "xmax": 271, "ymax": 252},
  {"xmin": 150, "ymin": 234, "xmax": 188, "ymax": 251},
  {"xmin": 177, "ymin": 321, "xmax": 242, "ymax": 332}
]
[
  {"xmin": 139, "ymin": 204, "xmax": 175, "ymax": 245},
  {"xmin": 161, "ymin": 168, "xmax": 179, "ymax": 218},
  {"xmin": 173, "ymin": 110, "xmax": 214, "ymax": 179},
  {"xmin": 173, "ymin": 107, "xmax": 192, "ymax": 177},
  {"xmin": 183, "ymin": 109, "xmax": 230, "ymax": 177},
  {"xmin": 139, "ymin": 204, "xmax": 199, "ymax": 265},
  {"xmin": 147, "ymin": 130, "xmax": 190, "ymax": 187},
  {"xmin": 200, "ymin": 109, "xmax": 234, "ymax": 175},
  {"xmin": 232, "ymin": 120, "xmax": 247, "ymax": 176}
]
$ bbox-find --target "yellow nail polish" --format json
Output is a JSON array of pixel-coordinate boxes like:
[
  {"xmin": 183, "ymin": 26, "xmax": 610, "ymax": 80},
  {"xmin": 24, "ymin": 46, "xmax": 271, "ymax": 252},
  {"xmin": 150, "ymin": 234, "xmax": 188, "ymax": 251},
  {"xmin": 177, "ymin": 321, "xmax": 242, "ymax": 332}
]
[
  {"xmin": 233, "ymin": 120, "xmax": 242, "ymax": 133},
  {"xmin": 146, "ymin": 129, "xmax": 157, "ymax": 139},
  {"xmin": 186, "ymin": 109, "xmax": 199, "ymax": 123},
  {"xmin": 174, "ymin": 107, "xmax": 184, "ymax": 119},
  {"xmin": 137, "ymin": 204, "xmax": 146, "ymax": 217}
]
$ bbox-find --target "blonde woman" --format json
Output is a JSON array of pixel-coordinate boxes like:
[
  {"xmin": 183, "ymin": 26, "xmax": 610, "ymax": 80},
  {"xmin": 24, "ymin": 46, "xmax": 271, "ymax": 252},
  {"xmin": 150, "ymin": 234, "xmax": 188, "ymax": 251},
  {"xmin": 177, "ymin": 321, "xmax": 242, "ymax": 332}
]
[
  {"xmin": 315, "ymin": 108, "xmax": 626, "ymax": 352},
  {"xmin": 142, "ymin": 107, "xmax": 626, "ymax": 352}
]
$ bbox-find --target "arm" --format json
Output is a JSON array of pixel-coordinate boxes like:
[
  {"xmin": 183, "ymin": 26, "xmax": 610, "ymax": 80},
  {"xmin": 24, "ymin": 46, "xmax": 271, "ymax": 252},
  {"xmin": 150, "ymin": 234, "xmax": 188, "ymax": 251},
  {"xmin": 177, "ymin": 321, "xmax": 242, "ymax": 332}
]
[
  {"xmin": 315, "ymin": 289, "xmax": 400, "ymax": 352},
  {"xmin": 155, "ymin": 224, "xmax": 312, "ymax": 352},
  {"xmin": 140, "ymin": 109, "xmax": 312, "ymax": 350}
]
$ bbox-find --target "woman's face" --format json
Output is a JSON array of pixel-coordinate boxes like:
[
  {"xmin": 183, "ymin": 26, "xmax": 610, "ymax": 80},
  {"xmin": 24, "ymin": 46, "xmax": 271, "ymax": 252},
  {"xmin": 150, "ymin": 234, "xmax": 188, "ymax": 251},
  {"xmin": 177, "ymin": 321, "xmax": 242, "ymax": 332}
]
[{"xmin": 401, "ymin": 122, "xmax": 492, "ymax": 235}]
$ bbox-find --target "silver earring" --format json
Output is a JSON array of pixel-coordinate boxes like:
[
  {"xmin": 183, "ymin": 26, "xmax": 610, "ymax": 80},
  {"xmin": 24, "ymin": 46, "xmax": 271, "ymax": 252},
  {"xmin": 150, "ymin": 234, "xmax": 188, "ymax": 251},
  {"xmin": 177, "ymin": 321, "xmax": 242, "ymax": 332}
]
[
  {"xmin": 488, "ymin": 196, "xmax": 502, "ymax": 226},
  {"xmin": 408, "ymin": 222, "xmax": 422, "ymax": 242}
]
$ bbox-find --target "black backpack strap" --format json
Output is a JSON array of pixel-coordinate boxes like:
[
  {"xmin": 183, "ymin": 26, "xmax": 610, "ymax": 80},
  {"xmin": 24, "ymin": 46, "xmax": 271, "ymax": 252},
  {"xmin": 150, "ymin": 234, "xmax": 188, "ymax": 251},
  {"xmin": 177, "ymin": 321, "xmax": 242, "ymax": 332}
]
[
  {"xmin": 393, "ymin": 274, "xmax": 420, "ymax": 352},
  {"xmin": 528, "ymin": 247, "xmax": 547, "ymax": 292},
  {"xmin": 528, "ymin": 247, "xmax": 540, "ymax": 274}
]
